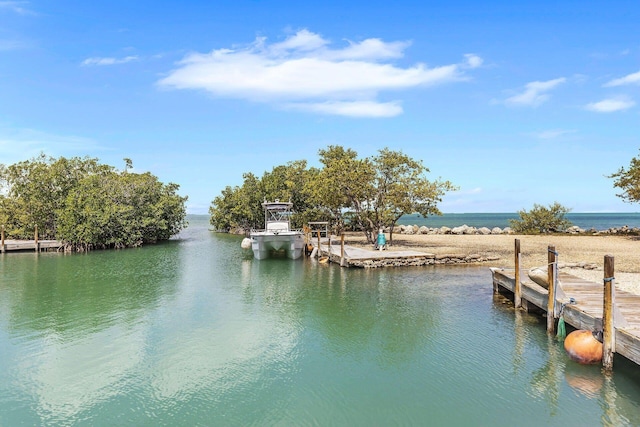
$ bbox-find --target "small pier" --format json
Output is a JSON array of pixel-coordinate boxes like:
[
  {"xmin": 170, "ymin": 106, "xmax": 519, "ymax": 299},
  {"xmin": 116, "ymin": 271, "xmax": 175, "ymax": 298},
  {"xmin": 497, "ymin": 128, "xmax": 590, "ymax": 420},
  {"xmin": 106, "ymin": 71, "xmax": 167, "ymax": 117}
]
[
  {"xmin": 491, "ymin": 238, "xmax": 640, "ymax": 371},
  {"xmin": 310, "ymin": 234, "xmax": 498, "ymax": 268},
  {"xmin": 1, "ymin": 239, "xmax": 64, "ymax": 253},
  {"xmin": 1, "ymin": 225, "xmax": 63, "ymax": 253}
]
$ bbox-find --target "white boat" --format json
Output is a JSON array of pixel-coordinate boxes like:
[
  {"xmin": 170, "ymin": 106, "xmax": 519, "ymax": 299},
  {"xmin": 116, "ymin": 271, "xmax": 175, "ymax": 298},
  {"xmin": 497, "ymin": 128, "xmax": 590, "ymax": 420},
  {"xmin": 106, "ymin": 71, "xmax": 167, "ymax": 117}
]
[{"xmin": 250, "ymin": 200, "xmax": 305, "ymax": 260}]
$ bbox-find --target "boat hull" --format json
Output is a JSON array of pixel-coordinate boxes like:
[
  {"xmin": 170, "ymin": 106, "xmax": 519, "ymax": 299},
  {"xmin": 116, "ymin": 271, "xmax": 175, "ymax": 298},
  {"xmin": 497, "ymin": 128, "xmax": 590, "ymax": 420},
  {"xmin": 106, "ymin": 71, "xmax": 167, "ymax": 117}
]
[{"xmin": 250, "ymin": 232, "xmax": 305, "ymax": 260}]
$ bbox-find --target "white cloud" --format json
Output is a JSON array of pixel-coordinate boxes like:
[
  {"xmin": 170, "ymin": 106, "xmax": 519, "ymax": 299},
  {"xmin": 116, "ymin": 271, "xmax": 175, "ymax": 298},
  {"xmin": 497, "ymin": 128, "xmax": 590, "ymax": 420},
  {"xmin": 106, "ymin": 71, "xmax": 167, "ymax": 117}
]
[
  {"xmin": 504, "ymin": 77, "xmax": 566, "ymax": 107},
  {"xmin": 585, "ymin": 97, "xmax": 636, "ymax": 113},
  {"xmin": 158, "ymin": 29, "xmax": 480, "ymax": 118},
  {"xmin": 81, "ymin": 55, "xmax": 139, "ymax": 66},
  {"xmin": 464, "ymin": 54, "xmax": 483, "ymax": 68},
  {"xmin": 604, "ymin": 70, "xmax": 640, "ymax": 87}
]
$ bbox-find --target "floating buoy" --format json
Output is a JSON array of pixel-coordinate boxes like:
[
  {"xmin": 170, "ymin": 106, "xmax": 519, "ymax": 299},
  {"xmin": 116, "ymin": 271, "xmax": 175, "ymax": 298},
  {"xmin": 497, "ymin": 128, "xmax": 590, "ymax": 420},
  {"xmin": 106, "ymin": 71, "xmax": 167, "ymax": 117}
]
[
  {"xmin": 241, "ymin": 237, "xmax": 252, "ymax": 250},
  {"xmin": 564, "ymin": 330, "xmax": 603, "ymax": 365},
  {"xmin": 318, "ymin": 256, "xmax": 329, "ymax": 263}
]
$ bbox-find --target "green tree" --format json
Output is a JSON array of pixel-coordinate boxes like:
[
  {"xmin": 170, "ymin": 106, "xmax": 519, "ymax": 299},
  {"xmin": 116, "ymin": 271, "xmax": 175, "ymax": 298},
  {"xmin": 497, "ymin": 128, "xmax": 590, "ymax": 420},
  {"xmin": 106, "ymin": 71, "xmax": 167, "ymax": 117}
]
[
  {"xmin": 57, "ymin": 169, "xmax": 187, "ymax": 249},
  {"xmin": 0, "ymin": 155, "xmax": 187, "ymax": 248},
  {"xmin": 0, "ymin": 154, "xmax": 110, "ymax": 239},
  {"xmin": 308, "ymin": 145, "xmax": 375, "ymax": 237},
  {"xmin": 609, "ymin": 151, "xmax": 640, "ymax": 203},
  {"xmin": 509, "ymin": 202, "xmax": 573, "ymax": 234},
  {"xmin": 370, "ymin": 148, "xmax": 457, "ymax": 243}
]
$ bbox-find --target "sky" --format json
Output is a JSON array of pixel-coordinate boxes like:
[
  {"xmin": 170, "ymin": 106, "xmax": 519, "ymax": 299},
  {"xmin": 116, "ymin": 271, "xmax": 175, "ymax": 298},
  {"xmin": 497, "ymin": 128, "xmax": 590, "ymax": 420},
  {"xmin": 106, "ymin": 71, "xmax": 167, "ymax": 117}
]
[{"xmin": 1, "ymin": 1, "xmax": 639, "ymax": 214}]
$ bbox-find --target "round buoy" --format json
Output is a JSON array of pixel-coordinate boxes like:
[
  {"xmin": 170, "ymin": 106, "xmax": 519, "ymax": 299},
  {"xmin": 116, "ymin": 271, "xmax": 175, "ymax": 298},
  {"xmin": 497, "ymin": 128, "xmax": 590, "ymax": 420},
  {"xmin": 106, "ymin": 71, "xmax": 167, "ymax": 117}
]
[
  {"xmin": 564, "ymin": 330, "xmax": 603, "ymax": 365},
  {"xmin": 241, "ymin": 237, "xmax": 252, "ymax": 250}
]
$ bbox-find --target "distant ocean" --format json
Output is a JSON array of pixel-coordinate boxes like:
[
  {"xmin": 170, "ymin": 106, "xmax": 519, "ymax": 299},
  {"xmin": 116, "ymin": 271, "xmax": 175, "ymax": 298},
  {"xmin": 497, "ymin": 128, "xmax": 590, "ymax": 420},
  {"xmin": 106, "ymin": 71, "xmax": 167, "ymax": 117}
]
[{"xmin": 396, "ymin": 212, "xmax": 640, "ymax": 231}]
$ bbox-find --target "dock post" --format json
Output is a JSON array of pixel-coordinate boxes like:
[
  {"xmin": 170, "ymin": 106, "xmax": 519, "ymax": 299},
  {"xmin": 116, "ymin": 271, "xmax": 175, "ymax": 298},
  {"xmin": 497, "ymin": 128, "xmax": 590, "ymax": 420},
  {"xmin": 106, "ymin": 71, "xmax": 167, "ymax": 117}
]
[
  {"xmin": 1, "ymin": 225, "xmax": 4, "ymax": 253},
  {"xmin": 317, "ymin": 231, "xmax": 321, "ymax": 258},
  {"xmin": 514, "ymin": 239, "xmax": 521, "ymax": 308},
  {"xmin": 340, "ymin": 233, "xmax": 346, "ymax": 267},
  {"xmin": 34, "ymin": 225, "xmax": 40, "ymax": 252},
  {"xmin": 603, "ymin": 255, "xmax": 615, "ymax": 371},
  {"xmin": 547, "ymin": 245, "xmax": 558, "ymax": 333}
]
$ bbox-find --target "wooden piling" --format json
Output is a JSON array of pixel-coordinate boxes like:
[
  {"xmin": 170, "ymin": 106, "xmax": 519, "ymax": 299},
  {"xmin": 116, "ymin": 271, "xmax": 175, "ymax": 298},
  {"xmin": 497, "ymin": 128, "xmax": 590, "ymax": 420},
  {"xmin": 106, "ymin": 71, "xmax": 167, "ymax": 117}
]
[
  {"xmin": 340, "ymin": 233, "xmax": 345, "ymax": 267},
  {"xmin": 547, "ymin": 245, "xmax": 557, "ymax": 333},
  {"xmin": 317, "ymin": 231, "xmax": 321, "ymax": 258},
  {"xmin": 1, "ymin": 225, "xmax": 4, "ymax": 253},
  {"xmin": 514, "ymin": 239, "xmax": 521, "ymax": 308},
  {"xmin": 603, "ymin": 255, "xmax": 615, "ymax": 371},
  {"xmin": 34, "ymin": 225, "xmax": 39, "ymax": 252}
]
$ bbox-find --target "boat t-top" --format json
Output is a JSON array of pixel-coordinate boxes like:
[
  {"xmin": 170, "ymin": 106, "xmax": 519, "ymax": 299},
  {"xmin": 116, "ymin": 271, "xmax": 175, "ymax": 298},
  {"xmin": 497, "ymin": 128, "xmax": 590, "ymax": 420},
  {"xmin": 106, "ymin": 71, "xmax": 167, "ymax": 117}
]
[{"xmin": 250, "ymin": 200, "xmax": 305, "ymax": 260}]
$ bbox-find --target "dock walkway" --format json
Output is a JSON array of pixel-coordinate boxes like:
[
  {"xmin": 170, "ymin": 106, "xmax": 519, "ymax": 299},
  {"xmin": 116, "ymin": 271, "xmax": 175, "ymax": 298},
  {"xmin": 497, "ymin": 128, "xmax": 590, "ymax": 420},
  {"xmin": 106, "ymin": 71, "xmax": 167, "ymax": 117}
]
[{"xmin": 491, "ymin": 266, "xmax": 640, "ymax": 367}]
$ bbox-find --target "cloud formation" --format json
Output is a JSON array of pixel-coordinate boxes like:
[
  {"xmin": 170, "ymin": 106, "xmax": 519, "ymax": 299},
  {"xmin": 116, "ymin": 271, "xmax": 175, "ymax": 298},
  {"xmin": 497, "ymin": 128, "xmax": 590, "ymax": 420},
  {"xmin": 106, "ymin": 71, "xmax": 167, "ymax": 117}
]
[
  {"xmin": 604, "ymin": 70, "xmax": 640, "ymax": 87},
  {"xmin": 158, "ymin": 29, "xmax": 481, "ymax": 117},
  {"xmin": 504, "ymin": 78, "xmax": 566, "ymax": 107},
  {"xmin": 81, "ymin": 55, "xmax": 139, "ymax": 66},
  {"xmin": 585, "ymin": 97, "xmax": 635, "ymax": 113}
]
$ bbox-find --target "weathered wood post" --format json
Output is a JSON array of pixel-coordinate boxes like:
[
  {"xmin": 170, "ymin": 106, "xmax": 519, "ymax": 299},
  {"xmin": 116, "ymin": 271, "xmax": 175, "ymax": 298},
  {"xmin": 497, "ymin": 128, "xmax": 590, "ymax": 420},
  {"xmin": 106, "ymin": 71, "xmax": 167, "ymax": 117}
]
[
  {"xmin": 340, "ymin": 233, "xmax": 346, "ymax": 267},
  {"xmin": 1, "ymin": 225, "xmax": 5, "ymax": 253},
  {"xmin": 603, "ymin": 255, "xmax": 615, "ymax": 371},
  {"xmin": 514, "ymin": 239, "xmax": 522, "ymax": 308},
  {"xmin": 317, "ymin": 230, "xmax": 321, "ymax": 258},
  {"xmin": 34, "ymin": 224, "xmax": 39, "ymax": 252},
  {"xmin": 547, "ymin": 245, "xmax": 558, "ymax": 333}
]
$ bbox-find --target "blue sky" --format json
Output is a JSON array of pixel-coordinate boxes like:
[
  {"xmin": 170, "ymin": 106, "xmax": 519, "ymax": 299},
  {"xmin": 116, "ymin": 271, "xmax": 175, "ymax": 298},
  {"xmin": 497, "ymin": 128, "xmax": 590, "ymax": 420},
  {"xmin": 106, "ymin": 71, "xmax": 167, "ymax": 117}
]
[{"xmin": 1, "ymin": 1, "xmax": 639, "ymax": 214}]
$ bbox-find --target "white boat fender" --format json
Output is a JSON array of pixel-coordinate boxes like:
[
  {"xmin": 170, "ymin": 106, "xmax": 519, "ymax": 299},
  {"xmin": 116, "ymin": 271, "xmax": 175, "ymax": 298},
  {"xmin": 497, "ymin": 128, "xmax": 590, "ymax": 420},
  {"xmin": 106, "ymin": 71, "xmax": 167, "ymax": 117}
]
[
  {"xmin": 310, "ymin": 247, "xmax": 318, "ymax": 258},
  {"xmin": 241, "ymin": 237, "xmax": 252, "ymax": 249}
]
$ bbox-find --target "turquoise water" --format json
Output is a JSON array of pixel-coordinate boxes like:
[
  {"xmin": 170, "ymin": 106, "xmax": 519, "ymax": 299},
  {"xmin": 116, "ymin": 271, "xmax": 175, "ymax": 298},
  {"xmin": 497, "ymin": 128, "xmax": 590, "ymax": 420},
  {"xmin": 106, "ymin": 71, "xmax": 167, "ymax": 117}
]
[
  {"xmin": 1, "ymin": 216, "xmax": 640, "ymax": 426},
  {"xmin": 398, "ymin": 212, "xmax": 640, "ymax": 230}
]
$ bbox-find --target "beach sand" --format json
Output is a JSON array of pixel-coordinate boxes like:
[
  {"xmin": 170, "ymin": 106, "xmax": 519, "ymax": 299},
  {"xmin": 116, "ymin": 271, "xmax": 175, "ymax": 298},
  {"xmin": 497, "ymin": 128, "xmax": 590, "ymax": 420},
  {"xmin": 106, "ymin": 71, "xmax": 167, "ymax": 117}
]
[{"xmin": 344, "ymin": 232, "xmax": 640, "ymax": 294}]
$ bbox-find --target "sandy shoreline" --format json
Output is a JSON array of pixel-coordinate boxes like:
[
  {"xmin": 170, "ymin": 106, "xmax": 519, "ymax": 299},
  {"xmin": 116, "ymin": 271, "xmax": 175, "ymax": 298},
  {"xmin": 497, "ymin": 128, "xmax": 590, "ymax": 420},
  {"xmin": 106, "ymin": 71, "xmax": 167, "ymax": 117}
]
[{"xmin": 344, "ymin": 232, "xmax": 640, "ymax": 294}]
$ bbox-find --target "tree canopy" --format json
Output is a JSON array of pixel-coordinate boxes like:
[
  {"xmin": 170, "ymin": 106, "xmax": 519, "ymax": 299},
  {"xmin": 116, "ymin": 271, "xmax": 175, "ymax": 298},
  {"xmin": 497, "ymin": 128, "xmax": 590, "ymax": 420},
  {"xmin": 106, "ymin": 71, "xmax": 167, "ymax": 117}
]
[
  {"xmin": 609, "ymin": 150, "xmax": 640, "ymax": 204},
  {"xmin": 0, "ymin": 154, "xmax": 188, "ymax": 250},
  {"xmin": 209, "ymin": 146, "xmax": 457, "ymax": 243}
]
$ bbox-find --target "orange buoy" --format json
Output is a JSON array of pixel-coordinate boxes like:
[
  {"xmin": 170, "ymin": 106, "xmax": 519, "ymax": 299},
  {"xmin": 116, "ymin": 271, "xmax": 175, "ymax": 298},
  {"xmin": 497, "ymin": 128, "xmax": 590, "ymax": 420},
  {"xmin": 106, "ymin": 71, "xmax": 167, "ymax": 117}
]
[{"xmin": 564, "ymin": 330, "xmax": 603, "ymax": 365}]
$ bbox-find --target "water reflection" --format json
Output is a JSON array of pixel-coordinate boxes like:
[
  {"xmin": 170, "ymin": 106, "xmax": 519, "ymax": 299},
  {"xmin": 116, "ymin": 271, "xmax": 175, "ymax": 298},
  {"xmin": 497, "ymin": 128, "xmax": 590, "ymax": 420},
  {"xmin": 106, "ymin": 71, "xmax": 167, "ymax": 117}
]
[{"xmin": 2, "ymin": 218, "xmax": 640, "ymax": 425}]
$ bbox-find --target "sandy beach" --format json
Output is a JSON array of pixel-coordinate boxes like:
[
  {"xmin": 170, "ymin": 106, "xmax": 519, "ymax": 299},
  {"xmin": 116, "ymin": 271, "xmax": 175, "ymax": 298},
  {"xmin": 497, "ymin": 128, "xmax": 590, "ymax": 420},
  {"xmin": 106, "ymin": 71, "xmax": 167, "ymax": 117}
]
[{"xmin": 345, "ymin": 232, "xmax": 640, "ymax": 294}]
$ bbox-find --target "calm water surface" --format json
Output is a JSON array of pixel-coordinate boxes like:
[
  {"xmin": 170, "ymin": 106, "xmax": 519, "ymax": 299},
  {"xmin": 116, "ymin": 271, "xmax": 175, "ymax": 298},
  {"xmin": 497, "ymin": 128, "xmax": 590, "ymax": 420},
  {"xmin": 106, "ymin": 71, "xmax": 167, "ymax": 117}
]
[{"xmin": 1, "ymin": 216, "xmax": 640, "ymax": 426}]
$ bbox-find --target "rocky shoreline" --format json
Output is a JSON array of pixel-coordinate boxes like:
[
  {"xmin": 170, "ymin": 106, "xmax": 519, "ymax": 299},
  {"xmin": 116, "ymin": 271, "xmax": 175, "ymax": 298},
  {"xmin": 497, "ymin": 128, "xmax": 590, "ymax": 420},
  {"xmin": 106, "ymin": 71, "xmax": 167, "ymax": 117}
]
[{"xmin": 392, "ymin": 224, "xmax": 640, "ymax": 236}]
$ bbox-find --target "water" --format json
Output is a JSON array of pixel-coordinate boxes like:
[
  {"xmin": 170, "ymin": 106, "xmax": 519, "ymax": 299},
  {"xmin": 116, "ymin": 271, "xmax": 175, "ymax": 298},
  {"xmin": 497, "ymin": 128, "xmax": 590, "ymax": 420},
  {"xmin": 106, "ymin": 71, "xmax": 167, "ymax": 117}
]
[
  {"xmin": 1, "ymin": 215, "xmax": 640, "ymax": 426},
  {"xmin": 398, "ymin": 212, "xmax": 640, "ymax": 230}
]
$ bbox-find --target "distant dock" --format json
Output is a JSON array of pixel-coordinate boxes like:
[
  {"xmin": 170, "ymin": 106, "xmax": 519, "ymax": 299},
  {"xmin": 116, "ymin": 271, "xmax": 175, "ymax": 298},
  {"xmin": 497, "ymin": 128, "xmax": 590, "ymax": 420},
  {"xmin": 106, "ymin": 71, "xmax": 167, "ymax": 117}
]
[{"xmin": 1, "ymin": 239, "xmax": 64, "ymax": 253}]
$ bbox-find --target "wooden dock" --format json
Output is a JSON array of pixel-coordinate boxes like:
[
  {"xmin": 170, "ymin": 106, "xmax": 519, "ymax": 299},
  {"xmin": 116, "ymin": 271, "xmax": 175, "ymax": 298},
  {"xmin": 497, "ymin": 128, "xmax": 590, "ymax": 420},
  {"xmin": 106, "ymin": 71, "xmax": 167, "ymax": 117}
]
[
  {"xmin": 491, "ymin": 240, "xmax": 640, "ymax": 370},
  {"xmin": 311, "ymin": 235, "xmax": 498, "ymax": 268}
]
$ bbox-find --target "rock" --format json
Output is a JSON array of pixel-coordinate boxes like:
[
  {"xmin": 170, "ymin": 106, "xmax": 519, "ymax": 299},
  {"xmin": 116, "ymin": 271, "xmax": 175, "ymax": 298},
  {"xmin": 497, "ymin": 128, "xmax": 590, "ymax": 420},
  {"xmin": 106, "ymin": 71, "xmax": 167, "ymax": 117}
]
[
  {"xmin": 490, "ymin": 227, "xmax": 503, "ymax": 234},
  {"xmin": 418, "ymin": 226, "xmax": 429, "ymax": 234},
  {"xmin": 478, "ymin": 227, "xmax": 491, "ymax": 235},
  {"xmin": 440, "ymin": 226, "xmax": 451, "ymax": 234},
  {"xmin": 451, "ymin": 224, "xmax": 470, "ymax": 235}
]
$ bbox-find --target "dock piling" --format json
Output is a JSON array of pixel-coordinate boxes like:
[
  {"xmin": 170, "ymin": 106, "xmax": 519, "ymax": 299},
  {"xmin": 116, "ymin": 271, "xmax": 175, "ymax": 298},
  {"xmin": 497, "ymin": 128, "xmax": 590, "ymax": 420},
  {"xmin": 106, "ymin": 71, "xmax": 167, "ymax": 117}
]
[
  {"xmin": 547, "ymin": 245, "xmax": 558, "ymax": 334},
  {"xmin": 514, "ymin": 239, "xmax": 521, "ymax": 308},
  {"xmin": 603, "ymin": 255, "xmax": 615, "ymax": 371}
]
